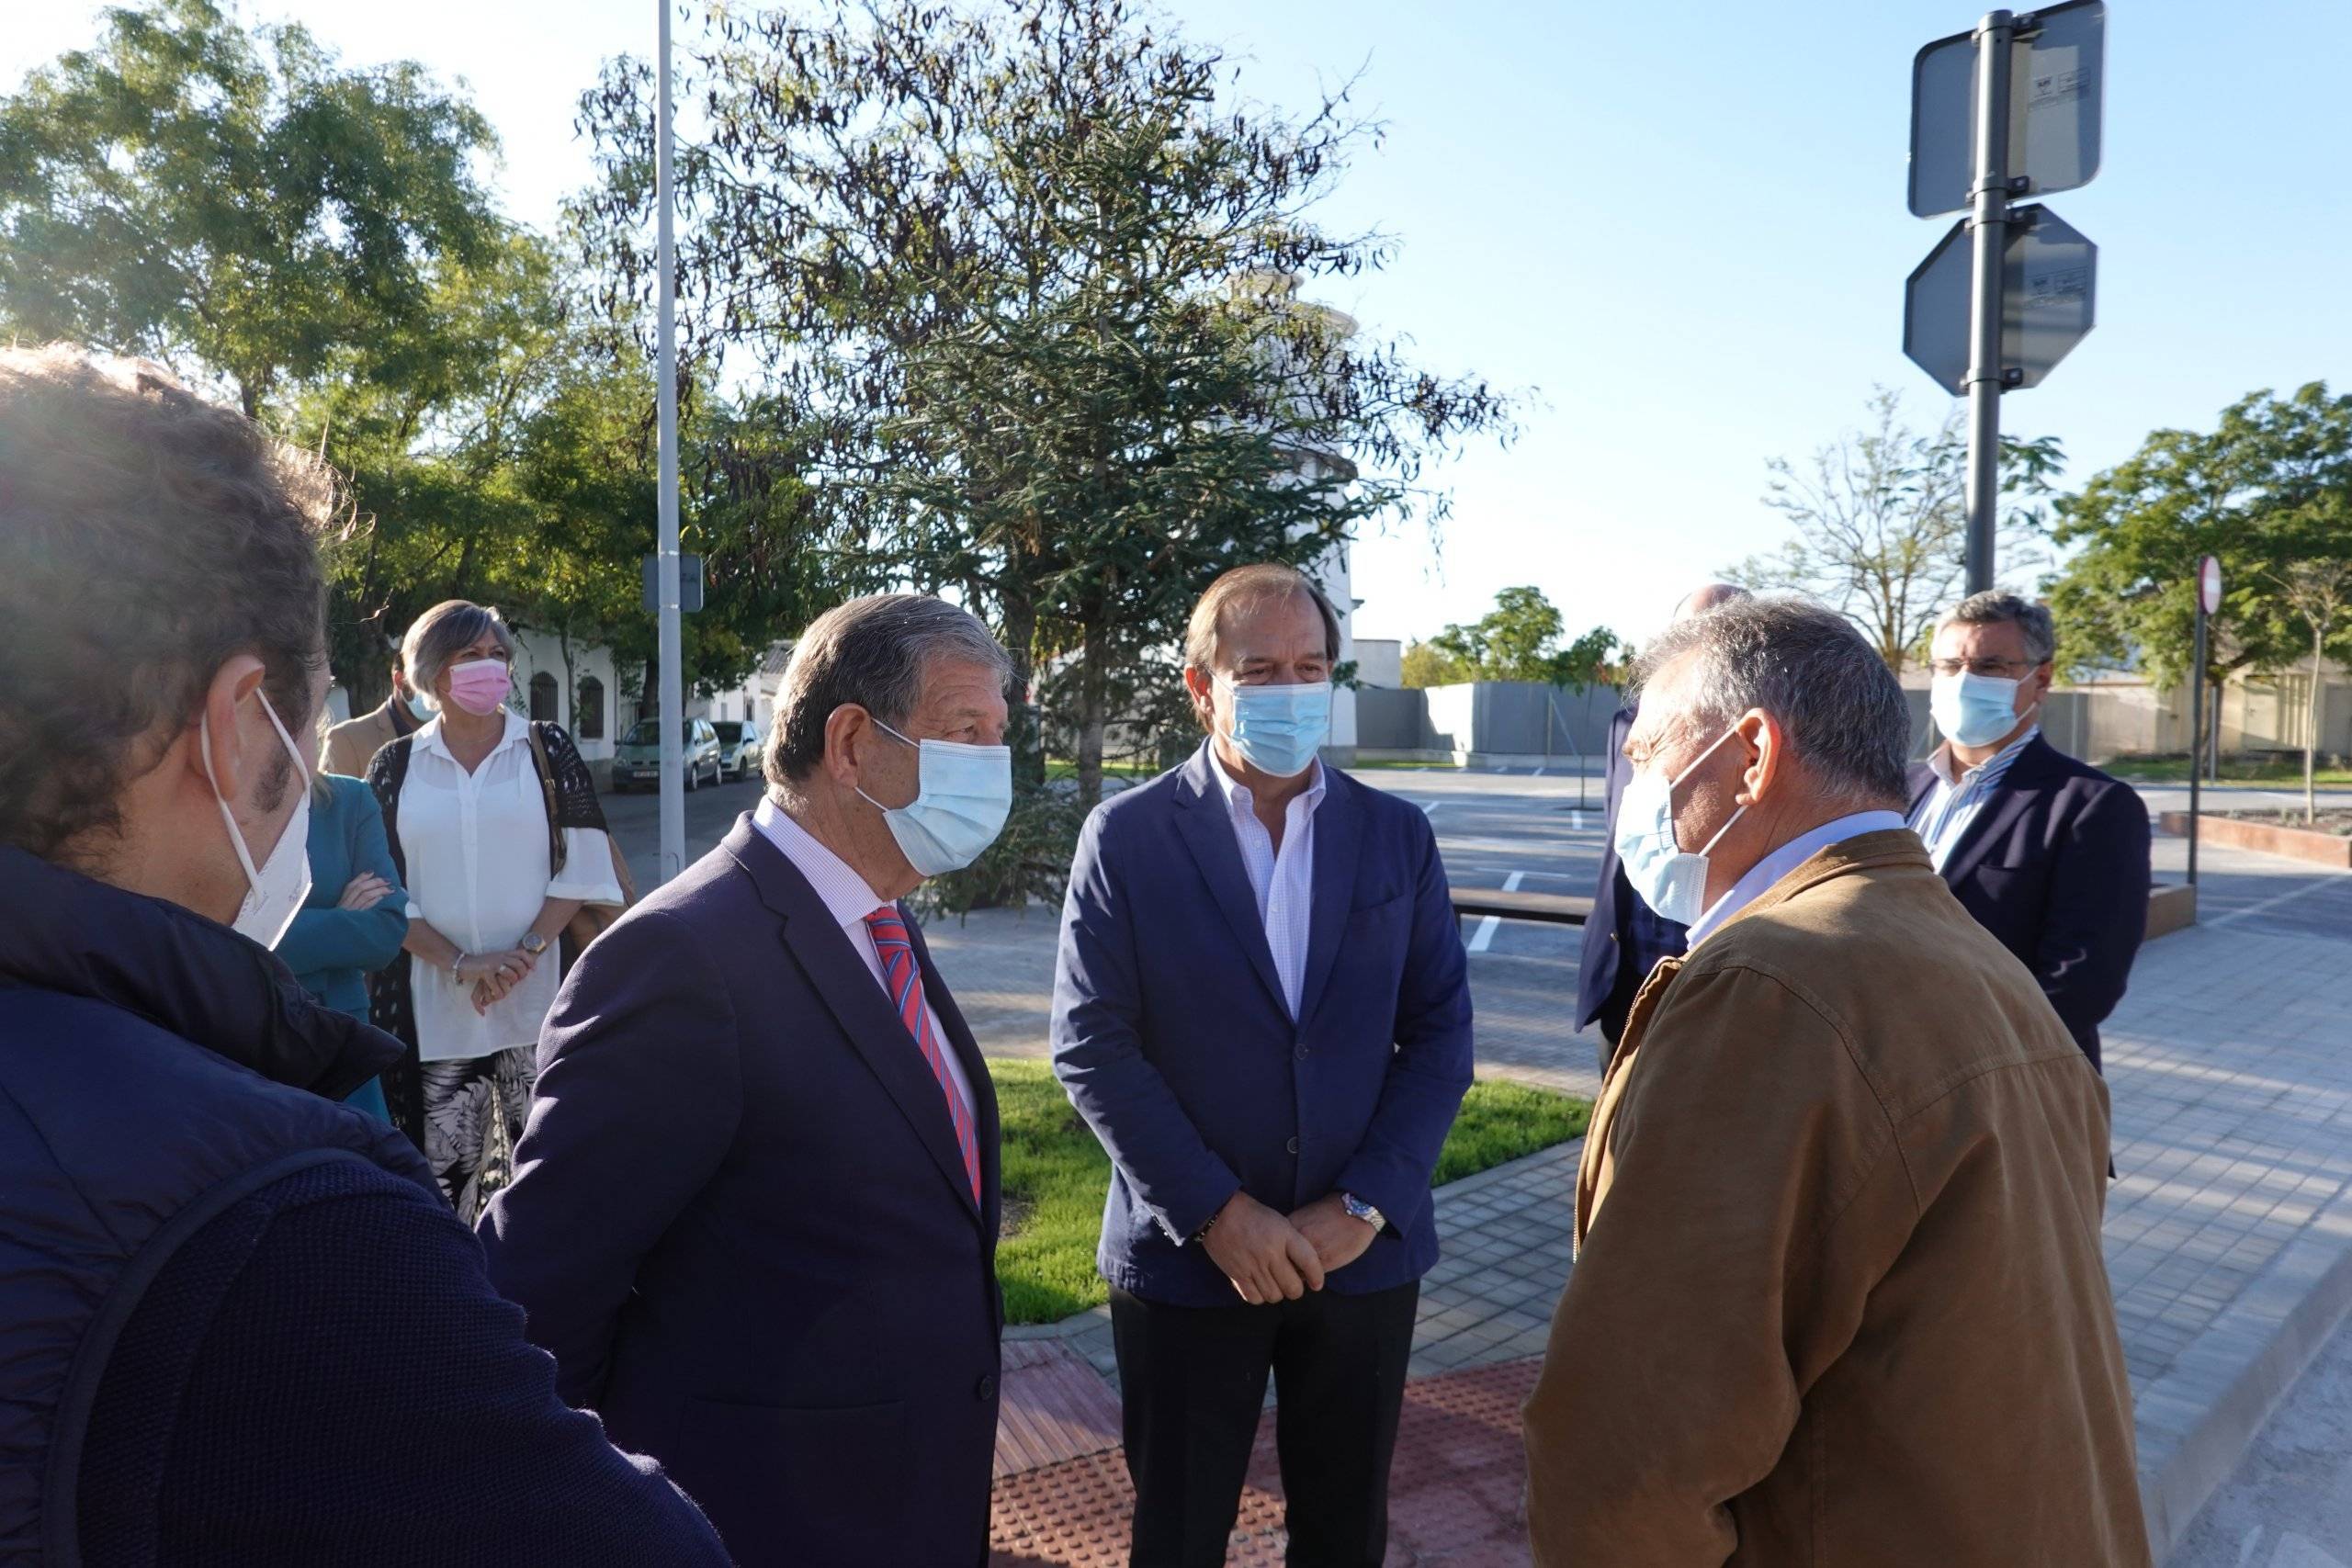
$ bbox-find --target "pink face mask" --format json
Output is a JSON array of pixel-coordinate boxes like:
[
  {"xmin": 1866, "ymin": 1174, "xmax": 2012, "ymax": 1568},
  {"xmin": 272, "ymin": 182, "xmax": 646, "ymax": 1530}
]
[{"xmin": 444, "ymin": 658, "xmax": 512, "ymax": 716}]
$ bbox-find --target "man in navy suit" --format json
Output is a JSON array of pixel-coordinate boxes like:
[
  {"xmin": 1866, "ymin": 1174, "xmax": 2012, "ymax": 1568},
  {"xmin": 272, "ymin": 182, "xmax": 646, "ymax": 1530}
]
[
  {"xmin": 1053, "ymin": 563, "xmax": 1475, "ymax": 1567},
  {"xmin": 1577, "ymin": 584, "xmax": 1748, "ymax": 1065},
  {"xmin": 481, "ymin": 594, "xmax": 1014, "ymax": 1568},
  {"xmin": 1907, "ymin": 592, "xmax": 2151, "ymax": 1075}
]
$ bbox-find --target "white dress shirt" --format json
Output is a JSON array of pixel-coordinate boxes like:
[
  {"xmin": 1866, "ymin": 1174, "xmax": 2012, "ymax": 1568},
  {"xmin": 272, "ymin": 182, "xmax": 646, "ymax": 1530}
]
[
  {"xmin": 1909, "ymin": 726, "xmax": 2041, "ymax": 871},
  {"xmin": 399, "ymin": 712, "xmax": 626, "ymax": 1061},
  {"xmin": 1209, "ymin": 753, "xmax": 1328, "ymax": 1020},
  {"xmin": 1683, "ymin": 810, "xmax": 1910, "ymax": 949},
  {"xmin": 752, "ymin": 795, "xmax": 976, "ymax": 1124}
]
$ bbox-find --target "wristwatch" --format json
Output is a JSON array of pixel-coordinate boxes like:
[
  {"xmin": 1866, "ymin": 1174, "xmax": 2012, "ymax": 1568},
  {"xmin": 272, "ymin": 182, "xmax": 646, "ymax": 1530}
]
[
  {"xmin": 1340, "ymin": 1192, "xmax": 1385, "ymax": 1232},
  {"xmin": 518, "ymin": 931, "xmax": 550, "ymax": 958}
]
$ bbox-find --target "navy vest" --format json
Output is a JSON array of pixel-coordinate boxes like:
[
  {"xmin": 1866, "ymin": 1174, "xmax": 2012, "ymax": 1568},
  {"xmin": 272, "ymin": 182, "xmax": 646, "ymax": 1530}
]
[{"xmin": 0, "ymin": 849, "xmax": 430, "ymax": 1562}]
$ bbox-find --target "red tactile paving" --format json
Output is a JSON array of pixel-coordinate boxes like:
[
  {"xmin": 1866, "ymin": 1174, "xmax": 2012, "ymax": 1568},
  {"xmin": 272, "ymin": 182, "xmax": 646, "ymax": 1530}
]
[
  {"xmin": 989, "ymin": 1356, "xmax": 1540, "ymax": 1566},
  {"xmin": 996, "ymin": 1339, "xmax": 1126, "ymax": 1479}
]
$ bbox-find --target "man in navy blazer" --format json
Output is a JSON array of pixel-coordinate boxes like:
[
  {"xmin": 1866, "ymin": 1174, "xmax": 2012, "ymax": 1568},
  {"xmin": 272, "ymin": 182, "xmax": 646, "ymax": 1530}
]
[
  {"xmin": 1577, "ymin": 585, "xmax": 1748, "ymax": 1064},
  {"xmin": 481, "ymin": 594, "xmax": 1015, "ymax": 1568},
  {"xmin": 1907, "ymin": 592, "xmax": 2151, "ymax": 1074},
  {"xmin": 1054, "ymin": 564, "xmax": 1475, "ymax": 1567}
]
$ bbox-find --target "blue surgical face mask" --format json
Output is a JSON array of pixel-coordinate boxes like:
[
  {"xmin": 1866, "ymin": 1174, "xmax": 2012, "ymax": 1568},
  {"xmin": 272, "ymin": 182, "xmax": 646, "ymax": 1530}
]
[
  {"xmin": 1217, "ymin": 678, "xmax": 1331, "ymax": 779},
  {"xmin": 1931, "ymin": 671, "xmax": 2033, "ymax": 750},
  {"xmin": 1613, "ymin": 723, "xmax": 1749, "ymax": 927},
  {"xmin": 856, "ymin": 719, "xmax": 1013, "ymax": 877},
  {"xmin": 405, "ymin": 691, "xmax": 435, "ymax": 722}
]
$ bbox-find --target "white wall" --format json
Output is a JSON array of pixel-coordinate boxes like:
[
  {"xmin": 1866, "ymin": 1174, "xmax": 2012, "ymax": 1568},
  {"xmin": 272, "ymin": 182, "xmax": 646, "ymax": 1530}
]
[
  {"xmin": 509, "ymin": 629, "xmax": 621, "ymax": 762},
  {"xmin": 1353, "ymin": 637, "xmax": 1403, "ymax": 689}
]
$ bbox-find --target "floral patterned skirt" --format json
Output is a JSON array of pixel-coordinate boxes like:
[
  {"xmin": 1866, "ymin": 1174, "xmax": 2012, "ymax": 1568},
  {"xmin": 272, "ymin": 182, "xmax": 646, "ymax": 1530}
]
[{"xmin": 418, "ymin": 1045, "xmax": 537, "ymax": 1226}]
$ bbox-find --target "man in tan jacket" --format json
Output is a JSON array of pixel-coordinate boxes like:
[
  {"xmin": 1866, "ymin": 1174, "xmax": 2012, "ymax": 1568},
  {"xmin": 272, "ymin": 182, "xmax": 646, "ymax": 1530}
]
[
  {"xmin": 321, "ymin": 648, "xmax": 424, "ymax": 778},
  {"xmin": 1523, "ymin": 597, "xmax": 2150, "ymax": 1567}
]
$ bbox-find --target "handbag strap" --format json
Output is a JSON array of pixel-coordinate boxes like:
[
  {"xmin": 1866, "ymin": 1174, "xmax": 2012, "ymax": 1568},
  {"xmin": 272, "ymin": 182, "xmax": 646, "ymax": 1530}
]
[{"xmin": 526, "ymin": 722, "xmax": 567, "ymax": 878}]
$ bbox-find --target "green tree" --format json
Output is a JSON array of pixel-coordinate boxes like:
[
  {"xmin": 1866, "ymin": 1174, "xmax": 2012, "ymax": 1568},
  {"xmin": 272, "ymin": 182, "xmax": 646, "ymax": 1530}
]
[
  {"xmin": 575, "ymin": 0, "xmax": 1513, "ymax": 905},
  {"xmin": 2047, "ymin": 385, "xmax": 2352, "ymax": 709},
  {"xmin": 1400, "ymin": 639, "xmax": 1470, "ymax": 688},
  {"xmin": 1419, "ymin": 586, "xmax": 1619, "ymax": 687},
  {"xmin": 0, "ymin": 0, "xmax": 502, "ymax": 417},
  {"xmin": 2267, "ymin": 550, "xmax": 2352, "ymax": 824},
  {"xmin": 1731, "ymin": 388, "xmax": 2063, "ymax": 673}
]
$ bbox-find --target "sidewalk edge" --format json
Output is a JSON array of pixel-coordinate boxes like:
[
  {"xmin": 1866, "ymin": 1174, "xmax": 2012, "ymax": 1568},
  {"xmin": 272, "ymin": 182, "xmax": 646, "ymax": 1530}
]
[{"xmin": 2134, "ymin": 1175, "xmax": 2352, "ymax": 1562}]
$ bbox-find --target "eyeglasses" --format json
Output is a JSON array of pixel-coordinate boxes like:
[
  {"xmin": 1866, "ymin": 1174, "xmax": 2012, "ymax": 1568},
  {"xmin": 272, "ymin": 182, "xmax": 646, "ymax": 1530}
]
[{"xmin": 1928, "ymin": 658, "xmax": 2039, "ymax": 679}]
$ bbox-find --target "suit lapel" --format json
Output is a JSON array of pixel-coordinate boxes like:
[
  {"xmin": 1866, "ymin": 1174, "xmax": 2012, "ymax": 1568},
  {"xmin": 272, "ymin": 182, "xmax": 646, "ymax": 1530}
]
[
  {"xmin": 1296, "ymin": 772, "xmax": 1360, "ymax": 1027},
  {"xmin": 1939, "ymin": 736, "xmax": 2056, "ymax": 886},
  {"xmin": 723, "ymin": 818, "xmax": 987, "ymax": 1230},
  {"xmin": 1171, "ymin": 748, "xmax": 1289, "ymax": 1018}
]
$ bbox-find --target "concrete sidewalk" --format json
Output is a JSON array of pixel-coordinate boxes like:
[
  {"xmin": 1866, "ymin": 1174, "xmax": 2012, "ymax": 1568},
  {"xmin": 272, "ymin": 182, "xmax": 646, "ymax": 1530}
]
[{"xmin": 975, "ymin": 908, "xmax": 2352, "ymax": 1562}]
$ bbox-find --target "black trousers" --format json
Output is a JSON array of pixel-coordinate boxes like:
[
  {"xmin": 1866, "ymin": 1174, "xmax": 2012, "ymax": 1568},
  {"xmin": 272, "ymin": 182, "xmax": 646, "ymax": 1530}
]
[{"xmin": 1109, "ymin": 1280, "xmax": 1419, "ymax": 1568}]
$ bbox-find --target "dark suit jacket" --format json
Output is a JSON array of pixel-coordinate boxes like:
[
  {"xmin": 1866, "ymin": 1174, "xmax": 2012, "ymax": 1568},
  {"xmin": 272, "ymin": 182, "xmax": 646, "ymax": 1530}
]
[
  {"xmin": 1575, "ymin": 703, "xmax": 1690, "ymax": 1043},
  {"xmin": 1051, "ymin": 744, "xmax": 1475, "ymax": 1309},
  {"xmin": 1906, "ymin": 734, "xmax": 2152, "ymax": 1073},
  {"xmin": 480, "ymin": 816, "xmax": 1002, "ymax": 1568}
]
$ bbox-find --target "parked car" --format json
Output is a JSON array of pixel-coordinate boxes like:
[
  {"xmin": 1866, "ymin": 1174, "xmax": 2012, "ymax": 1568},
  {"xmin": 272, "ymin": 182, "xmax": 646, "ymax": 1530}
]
[
  {"xmin": 711, "ymin": 720, "xmax": 763, "ymax": 783},
  {"xmin": 609, "ymin": 717, "xmax": 723, "ymax": 792}
]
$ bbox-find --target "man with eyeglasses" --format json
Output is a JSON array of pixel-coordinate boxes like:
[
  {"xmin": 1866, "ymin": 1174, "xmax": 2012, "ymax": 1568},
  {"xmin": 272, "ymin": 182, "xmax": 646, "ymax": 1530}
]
[{"xmin": 1907, "ymin": 592, "xmax": 2151, "ymax": 1076}]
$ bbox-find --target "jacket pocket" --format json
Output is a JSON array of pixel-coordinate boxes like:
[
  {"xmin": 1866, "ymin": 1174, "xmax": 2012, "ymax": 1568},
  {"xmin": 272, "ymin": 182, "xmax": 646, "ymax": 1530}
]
[{"xmin": 670, "ymin": 1397, "xmax": 910, "ymax": 1561}]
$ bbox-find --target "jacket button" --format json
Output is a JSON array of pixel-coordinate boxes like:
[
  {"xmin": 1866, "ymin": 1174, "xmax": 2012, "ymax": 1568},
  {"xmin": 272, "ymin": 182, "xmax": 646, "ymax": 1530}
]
[
  {"xmin": 1295, "ymin": 1044, "xmax": 1310, "ymax": 1061},
  {"xmin": 976, "ymin": 1374, "xmax": 997, "ymax": 1401},
  {"xmin": 1286, "ymin": 1136, "xmax": 1301, "ymax": 1156}
]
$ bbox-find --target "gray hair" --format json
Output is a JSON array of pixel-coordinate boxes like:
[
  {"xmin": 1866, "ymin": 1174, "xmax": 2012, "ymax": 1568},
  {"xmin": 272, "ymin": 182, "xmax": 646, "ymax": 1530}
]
[
  {"xmin": 1634, "ymin": 595, "xmax": 1911, "ymax": 807},
  {"xmin": 1940, "ymin": 591, "xmax": 2055, "ymax": 666},
  {"xmin": 766, "ymin": 593, "xmax": 1011, "ymax": 785},
  {"xmin": 401, "ymin": 601, "xmax": 515, "ymax": 707}
]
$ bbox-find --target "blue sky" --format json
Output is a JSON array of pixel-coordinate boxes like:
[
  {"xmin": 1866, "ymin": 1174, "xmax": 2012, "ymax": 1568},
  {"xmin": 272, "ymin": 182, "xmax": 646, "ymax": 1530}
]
[{"xmin": 10, "ymin": 1, "xmax": 2348, "ymax": 653}]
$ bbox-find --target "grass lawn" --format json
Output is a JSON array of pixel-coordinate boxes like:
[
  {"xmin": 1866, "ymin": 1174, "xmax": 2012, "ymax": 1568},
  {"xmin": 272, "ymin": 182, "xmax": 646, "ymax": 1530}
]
[
  {"xmin": 2109, "ymin": 753, "xmax": 2352, "ymax": 786},
  {"xmin": 1042, "ymin": 757, "xmax": 1158, "ymax": 783},
  {"xmin": 989, "ymin": 1060, "xmax": 1589, "ymax": 1325}
]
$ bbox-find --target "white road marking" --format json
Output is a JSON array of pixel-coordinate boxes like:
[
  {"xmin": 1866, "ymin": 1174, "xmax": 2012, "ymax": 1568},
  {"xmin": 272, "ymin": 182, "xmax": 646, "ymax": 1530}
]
[
  {"xmin": 1570, "ymin": 809, "xmax": 1585, "ymax": 830},
  {"xmin": 2206, "ymin": 872, "xmax": 2347, "ymax": 930},
  {"xmin": 1532, "ymin": 766, "xmax": 1546, "ymax": 778},
  {"xmin": 1467, "ymin": 871, "xmax": 1523, "ymax": 954}
]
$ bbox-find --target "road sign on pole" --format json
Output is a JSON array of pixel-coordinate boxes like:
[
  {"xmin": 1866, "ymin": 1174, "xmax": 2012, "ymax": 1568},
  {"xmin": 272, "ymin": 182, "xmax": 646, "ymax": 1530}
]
[
  {"xmin": 641, "ymin": 552, "xmax": 704, "ymax": 616},
  {"xmin": 1904, "ymin": 206, "xmax": 2097, "ymax": 396},
  {"xmin": 1910, "ymin": 0, "xmax": 2107, "ymax": 219},
  {"xmin": 1905, "ymin": 4, "xmax": 2105, "ymax": 596}
]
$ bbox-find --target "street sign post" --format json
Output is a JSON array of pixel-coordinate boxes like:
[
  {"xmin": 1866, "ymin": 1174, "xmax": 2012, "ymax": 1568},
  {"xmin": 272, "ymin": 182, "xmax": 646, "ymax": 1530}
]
[
  {"xmin": 641, "ymin": 552, "xmax": 704, "ymax": 616},
  {"xmin": 654, "ymin": 0, "xmax": 684, "ymax": 886},
  {"xmin": 2189, "ymin": 555, "xmax": 2222, "ymax": 885},
  {"xmin": 1905, "ymin": 4, "xmax": 2107, "ymax": 595},
  {"xmin": 1909, "ymin": 0, "xmax": 2107, "ymax": 219},
  {"xmin": 1904, "ymin": 205, "xmax": 2097, "ymax": 395}
]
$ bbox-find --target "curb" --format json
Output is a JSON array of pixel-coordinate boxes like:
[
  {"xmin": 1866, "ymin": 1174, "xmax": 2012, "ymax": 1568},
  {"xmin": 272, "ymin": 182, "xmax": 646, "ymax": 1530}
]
[{"xmin": 2134, "ymin": 1164, "xmax": 2352, "ymax": 1561}]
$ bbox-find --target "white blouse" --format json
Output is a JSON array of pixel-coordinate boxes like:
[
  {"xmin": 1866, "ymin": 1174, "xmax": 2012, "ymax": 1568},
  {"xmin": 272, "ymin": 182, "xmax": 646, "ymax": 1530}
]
[{"xmin": 397, "ymin": 712, "xmax": 625, "ymax": 1062}]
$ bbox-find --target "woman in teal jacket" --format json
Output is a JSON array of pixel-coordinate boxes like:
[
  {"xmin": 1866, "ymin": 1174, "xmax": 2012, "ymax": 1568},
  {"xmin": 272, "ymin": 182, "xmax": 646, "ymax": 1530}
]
[{"xmin": 277, "ymin": 772, "xmax": 410, "ymax": 1118}]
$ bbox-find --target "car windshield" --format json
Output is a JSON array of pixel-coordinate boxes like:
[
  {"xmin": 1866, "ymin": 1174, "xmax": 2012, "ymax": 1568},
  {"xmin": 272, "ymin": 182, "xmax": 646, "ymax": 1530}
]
[
  {"xmin": 621, "ymin": 721, "xmax": 694, "ymax": 746},
  {"xmin": 712, "ymin": 722, "xmax": 743, "ymax": 743}
]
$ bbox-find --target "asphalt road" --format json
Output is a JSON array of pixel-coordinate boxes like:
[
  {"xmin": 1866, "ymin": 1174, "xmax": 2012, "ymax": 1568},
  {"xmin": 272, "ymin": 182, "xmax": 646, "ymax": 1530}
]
[
  {"xmin": 601, "ymin": 773, "xmax": 767, "ymax": 891},
  {"xmin": 2169, "ymin": 1312, "xmax": 2352, "ymax": 1567}
]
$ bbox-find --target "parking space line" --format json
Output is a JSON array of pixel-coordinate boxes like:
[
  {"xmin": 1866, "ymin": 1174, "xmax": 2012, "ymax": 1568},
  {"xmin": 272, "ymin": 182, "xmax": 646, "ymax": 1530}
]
[
  {"xmin": 1467, "ymin": 871, "xmax": 1522, "ymax": 954},
  {"xmin": 2206, "ymin": 871, "xmax": 2348, "ymax": 930}
]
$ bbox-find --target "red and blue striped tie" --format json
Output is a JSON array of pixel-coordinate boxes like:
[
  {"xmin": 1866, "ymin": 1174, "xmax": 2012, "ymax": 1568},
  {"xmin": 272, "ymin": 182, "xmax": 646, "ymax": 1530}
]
[{"xmin": 864, "ymin": 907, "xmax": 981, "ymax": 1205}]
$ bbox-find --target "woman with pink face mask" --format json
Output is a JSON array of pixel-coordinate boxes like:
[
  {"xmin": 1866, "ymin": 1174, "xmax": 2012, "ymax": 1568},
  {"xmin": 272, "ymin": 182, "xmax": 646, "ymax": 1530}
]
[{"xmin": 363, "ymin": 601, "xmax": 627, "ymax": 1223}]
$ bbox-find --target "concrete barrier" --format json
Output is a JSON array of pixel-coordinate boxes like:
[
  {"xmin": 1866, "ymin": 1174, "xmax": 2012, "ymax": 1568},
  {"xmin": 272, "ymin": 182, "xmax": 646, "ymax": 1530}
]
[
  {"xmin": 2145, "ymin": 883, "xmax": 2198, "ymax": 941},
  {"xmin": 2157, "ymin": 811, "xmax": 2352, "ymax": 870}
]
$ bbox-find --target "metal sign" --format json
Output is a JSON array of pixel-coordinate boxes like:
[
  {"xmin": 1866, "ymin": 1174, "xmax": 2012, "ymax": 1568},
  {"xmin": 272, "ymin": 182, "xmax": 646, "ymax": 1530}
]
[
  {"xmin": 1903, "ymin": 205, "xmax": 2097, "ymax": 396},
  {"xmin": 1910, "ymin": 0, "xmax": 2106, "ymax": 218},
  {"xmin": 2199, "ymin": 555, "xmax": 2223, "ymax": 615},
  {"xmin": 642, "ymin": 551, "xmax": 704, "ymax": 615}
]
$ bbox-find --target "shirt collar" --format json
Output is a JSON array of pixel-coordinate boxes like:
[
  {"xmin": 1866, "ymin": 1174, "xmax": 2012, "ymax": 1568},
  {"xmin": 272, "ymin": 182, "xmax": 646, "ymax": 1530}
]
[
  {"xmin": 413, "ymin": 707, "xmax": 528, "ymax": 763},
  {"xmin": 1928, "ymin": 723, "xmax": 2041, "ymax": 787},
  {"xmin": 752, "ymin": 795, "xmax": 893, "ymax": 930},
  {"xmin": 1210, "ymin": 746, "xmax": 1327, "ymax": 821},
  {"xmin": 1685, "ymin": 809, "xmax": 1910, "ymax": 948}
]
